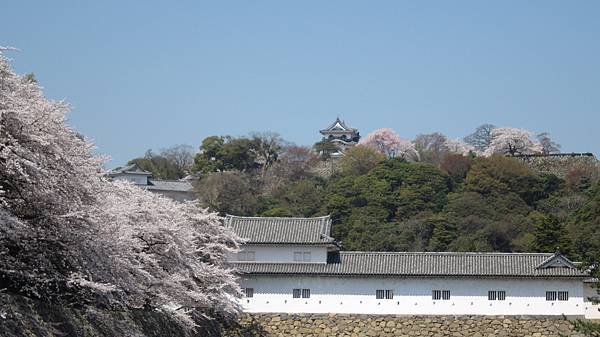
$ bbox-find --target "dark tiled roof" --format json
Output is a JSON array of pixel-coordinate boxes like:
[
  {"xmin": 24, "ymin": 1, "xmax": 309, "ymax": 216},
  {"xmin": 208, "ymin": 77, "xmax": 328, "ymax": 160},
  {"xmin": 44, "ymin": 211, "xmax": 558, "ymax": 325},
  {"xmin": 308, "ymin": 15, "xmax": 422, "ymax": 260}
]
[
  {"xmin": 225, "ymin": 215, "xmax": 334, "ymax": 244},
  {"xmin": 109, "ymin": 163, "xmax": 152, "ymax": 176},
  {"xmin": 147, "ymin": 179, "xmax": 193, "ymax": 192},
  {"xmin": 232, "ymin": 251, "xmax": 587, "ymax": 278},
  {"xmin": 320, "ymin": 117, "xmax": 357, "ymax": 134}
]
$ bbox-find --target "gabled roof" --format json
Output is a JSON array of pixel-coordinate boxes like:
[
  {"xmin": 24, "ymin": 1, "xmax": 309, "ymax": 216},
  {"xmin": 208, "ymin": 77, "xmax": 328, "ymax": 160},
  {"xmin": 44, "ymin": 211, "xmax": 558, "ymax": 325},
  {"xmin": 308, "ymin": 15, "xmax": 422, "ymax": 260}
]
[
  {"xmin": 225, "ymin": 215, "xmax": 335, "ymax": 245},
  {"xmin": 536, "ymin": 252, "xmax": 579, "ymax": 270},
  {"xmin": 109, "ymin": 163, "xmax": 152, "ymax": 176},
  {"xmin": 320, "ymin": 117, "xmax": 357, "ymax": 134},
  {"xmin": 232, "ymin": 251, "xmax": 587, "ymax": 278}
]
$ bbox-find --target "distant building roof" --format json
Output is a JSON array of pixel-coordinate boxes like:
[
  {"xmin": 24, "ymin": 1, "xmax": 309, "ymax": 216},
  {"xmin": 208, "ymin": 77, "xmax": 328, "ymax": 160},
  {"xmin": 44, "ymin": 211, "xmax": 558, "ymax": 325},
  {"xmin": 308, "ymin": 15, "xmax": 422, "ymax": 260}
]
[
  {"xmin": 225, "ymin": 215, "xmax": 335, "ymax": 245},
  {"xmin": 108, "ymin": 163, "xmax": 194, "ymax": 193},
  {"xmin": 320, "ymin": 117, "xmax": 358, "ymax": 135},
  {"xmin": 232, "ymin": 251, "xmax": 587, "ymax": 278},
  {"xmin": 147, "ymin": 179, "xmax": 194, "ymax": 192},
  {"xmin": 109, "ymin": 163, "xmax": 152, "ymax": 176}
]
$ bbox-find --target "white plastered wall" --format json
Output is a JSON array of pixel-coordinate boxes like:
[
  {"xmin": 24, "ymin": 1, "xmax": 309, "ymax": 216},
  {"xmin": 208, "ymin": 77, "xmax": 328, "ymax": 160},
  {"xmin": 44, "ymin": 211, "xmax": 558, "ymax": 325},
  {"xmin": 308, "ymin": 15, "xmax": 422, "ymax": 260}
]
[
  {"xmin": 112, "ymin": 174, "xmax": 148, "ymax": 185},
  {"xmin": 239, "ymin": 275, "xmax": 585, "ymax": 316},
  {"xmin": 229, "ymin": 244, "xmax": 329, "ymax": 263},
  {"xmin": 584, "ymin": 282, "xmax": 600, "ymax": 319}
]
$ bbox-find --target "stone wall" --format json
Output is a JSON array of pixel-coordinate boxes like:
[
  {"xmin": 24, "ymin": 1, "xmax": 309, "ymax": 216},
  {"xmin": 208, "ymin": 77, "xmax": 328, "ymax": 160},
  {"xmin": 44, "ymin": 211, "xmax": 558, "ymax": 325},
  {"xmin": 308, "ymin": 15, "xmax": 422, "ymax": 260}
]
[{"xmin": 224, "ymin": 313, "xmax": 590, "ymax": 337}]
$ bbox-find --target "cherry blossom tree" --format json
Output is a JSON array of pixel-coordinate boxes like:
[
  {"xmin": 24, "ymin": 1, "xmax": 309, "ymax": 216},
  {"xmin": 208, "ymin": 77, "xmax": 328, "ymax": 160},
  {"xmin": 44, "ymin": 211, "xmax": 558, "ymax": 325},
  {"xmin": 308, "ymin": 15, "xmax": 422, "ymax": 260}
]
[
  {"xmin": 359, "ymin": 128, "xmax": 418, "ymax": 161},
  {"xmin": 83, "ymin": 181, "xmax": 242, "ymax": 323},
  {"xmin": 444, "ymin": 138, "xmax": 475, "ymax": 156},
  {"xmin": 484, "ymin": 127, "xmax": 542, "ymax": 156},
  {"xmin": 0, "ymin": 50, "xmax": 241, "ymax": 327}
]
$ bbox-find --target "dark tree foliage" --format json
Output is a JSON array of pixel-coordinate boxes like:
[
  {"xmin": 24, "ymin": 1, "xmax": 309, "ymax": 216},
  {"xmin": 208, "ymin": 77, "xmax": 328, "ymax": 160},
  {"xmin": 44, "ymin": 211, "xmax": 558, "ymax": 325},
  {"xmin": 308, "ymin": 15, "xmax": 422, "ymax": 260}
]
[
  {"xmin": 529, "ymin": 213, "xmax": 573, "ymax": 255},
  {"xmin": 440, "ymin": 154, "xmax": 473, "ymax": 184},
  {"xmin": 463, "ymin": 156, "xmax": 548, "ymax": 206},
  {"xmin": 179, "ymin": 132, "xmax": 598, "ymax": 272},
  {"xmin": 194, "ymin": 171, "xmax": 261, "ymax": 216},
  {"xmin": 128, "ymin": 150, "xmax": 181, "ymax": 180},
  {"xmin": 338, "ymin": 145, "xmax": 385, "ymax": 176},
  {"xmin": 569, "ymin": 182, "xmax": 600, "ymax": 266},
  {"xmin": 268, "ymin": 180, "xmax": 323, "ymax": 217},
  {"xmin": 313, "ymin": 139, "xmax": 339, "ymax": 160},
  {"xmin": 127, "ymin": 145, "xmax": 194, "ymax": 180},
  {"xmin": 192, "ymin": 136, "xmax": 261, "ymax": 173},
  {"xmin": 321, "ymin": 159, "xmax": 451, "ymax": 247}
]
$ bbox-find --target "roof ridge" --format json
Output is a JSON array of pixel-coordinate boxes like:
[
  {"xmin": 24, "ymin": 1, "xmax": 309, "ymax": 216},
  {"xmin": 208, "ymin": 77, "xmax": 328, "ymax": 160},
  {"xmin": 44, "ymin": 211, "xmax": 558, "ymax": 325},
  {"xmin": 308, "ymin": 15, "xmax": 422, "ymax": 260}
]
[
  {"xmin": 225, "ymin": 214, "xmax": 331, "ymax": 221},
  {"xmin": 338, "ymin": 251, "xmax": 555, "ymax": 256},
  {"xmin": 148, "ymin": 179, "xmax": 191, "ymax": 183}
]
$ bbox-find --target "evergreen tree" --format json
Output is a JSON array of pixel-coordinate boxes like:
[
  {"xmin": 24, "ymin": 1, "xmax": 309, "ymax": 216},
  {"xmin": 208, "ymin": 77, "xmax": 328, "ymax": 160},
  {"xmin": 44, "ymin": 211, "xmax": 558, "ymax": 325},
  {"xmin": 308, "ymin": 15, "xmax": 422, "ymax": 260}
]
[{"xmin": 530, "ymin": 214, "xmax": 573, "ymax": 255}]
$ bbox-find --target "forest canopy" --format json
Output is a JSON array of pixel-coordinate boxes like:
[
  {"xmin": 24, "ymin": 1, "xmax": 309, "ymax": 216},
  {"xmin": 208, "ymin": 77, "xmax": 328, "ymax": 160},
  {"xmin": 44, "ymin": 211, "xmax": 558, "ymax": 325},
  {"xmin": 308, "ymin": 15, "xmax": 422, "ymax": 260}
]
[{"xmin": 137, "ymin": 127, "xmax": 600, "ymax": 282}]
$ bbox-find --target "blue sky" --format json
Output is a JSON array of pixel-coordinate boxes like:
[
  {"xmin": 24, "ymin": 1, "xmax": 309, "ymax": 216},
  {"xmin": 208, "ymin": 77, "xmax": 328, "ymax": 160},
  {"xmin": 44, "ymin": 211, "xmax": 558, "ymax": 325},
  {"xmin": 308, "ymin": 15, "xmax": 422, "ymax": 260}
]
[{"xmin": 2, "ymin": 1, "xmax": 599, "ymax": 167}]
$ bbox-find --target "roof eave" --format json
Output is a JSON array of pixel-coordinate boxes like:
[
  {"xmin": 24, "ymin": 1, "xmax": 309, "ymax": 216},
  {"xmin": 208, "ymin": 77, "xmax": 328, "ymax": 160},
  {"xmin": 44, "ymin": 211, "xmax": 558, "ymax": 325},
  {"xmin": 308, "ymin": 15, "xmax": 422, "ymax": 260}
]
[{"xmin": 235, "ymin": 271, "xmax": 588, "ymax": 278}]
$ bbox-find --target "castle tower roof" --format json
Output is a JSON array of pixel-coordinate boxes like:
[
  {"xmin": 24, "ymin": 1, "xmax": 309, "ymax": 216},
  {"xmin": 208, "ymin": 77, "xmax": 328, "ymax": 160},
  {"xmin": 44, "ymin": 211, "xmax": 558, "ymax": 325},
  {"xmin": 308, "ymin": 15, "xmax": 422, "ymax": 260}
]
[{"xmin": 319, "ymin": 117, "xmax": 357, "ymax": 135}]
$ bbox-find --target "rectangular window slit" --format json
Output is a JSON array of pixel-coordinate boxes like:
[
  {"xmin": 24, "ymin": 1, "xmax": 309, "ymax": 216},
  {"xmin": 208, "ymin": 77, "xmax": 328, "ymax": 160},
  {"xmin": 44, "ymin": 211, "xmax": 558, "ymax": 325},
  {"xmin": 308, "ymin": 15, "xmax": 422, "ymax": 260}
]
[
  {"xmin": 243, "ymin": 288, "xmax": 254, "ymax": 298},
  {"xmin": 546, "ymin": 291, "xmax": 557, "ymax": 301},
  {"xmin": 442, "ymin": 290, "xmax": 451, "ymax": 300},
  {"xmin": 498, "ymin": 291, "xmax": 506, "ymax": 301},
  {"xmin": 558, "ymin": 291, "xmax": 568, "ymax": 301}
]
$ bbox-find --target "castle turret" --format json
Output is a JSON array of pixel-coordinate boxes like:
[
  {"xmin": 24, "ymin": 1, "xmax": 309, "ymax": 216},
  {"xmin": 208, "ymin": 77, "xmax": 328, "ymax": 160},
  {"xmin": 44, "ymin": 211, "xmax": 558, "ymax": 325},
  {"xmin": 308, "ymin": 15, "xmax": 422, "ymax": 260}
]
[{"xmin": 319, "ymin": 117, "xmax": 360, "ymax": 156}]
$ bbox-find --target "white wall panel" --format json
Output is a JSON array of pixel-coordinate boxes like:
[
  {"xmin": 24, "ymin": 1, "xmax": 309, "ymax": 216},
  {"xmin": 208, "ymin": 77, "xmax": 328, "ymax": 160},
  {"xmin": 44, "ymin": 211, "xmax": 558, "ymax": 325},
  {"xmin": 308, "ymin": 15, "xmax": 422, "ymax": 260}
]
[{"xmin": 238, "ymin": 276, "xmax": 586, "ymax": 316}]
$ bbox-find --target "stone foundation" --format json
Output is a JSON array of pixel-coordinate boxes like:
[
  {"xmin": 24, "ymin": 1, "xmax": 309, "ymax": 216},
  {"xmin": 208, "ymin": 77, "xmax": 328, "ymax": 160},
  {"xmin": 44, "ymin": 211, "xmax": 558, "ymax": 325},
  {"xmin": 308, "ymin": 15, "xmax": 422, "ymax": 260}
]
[{"xmin": 224, "ymin": 313, "xmax": 589, "ymax": 337}]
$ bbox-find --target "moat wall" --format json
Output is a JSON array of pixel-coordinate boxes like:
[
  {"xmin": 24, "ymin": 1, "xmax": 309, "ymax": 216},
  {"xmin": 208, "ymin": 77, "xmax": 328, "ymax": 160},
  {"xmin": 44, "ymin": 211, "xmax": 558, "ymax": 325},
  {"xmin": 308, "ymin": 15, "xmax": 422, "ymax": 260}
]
[{"xmin": 224, "ymin": 313, "xmax": 589, "ymax": 337}]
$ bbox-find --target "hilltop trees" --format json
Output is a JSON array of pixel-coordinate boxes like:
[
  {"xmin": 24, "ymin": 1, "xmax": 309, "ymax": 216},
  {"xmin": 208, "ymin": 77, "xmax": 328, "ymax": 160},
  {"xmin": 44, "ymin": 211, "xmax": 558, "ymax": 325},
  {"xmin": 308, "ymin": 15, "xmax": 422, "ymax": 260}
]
[
  {"xmin": 414, "ymin": 132, "xmax": 449, "ymax": 165},
  {"xmin": 250, "ymin": 132, "xmax": 285, "ymax": 173},
  {"xmin": 162, "ymin": 144, "xmax": 195, "ymax": 176},
  {"xmin": 359, "ymin": 128, "xmax": 418, "ymax": 160},
  {"xmin": 415, "ymin": 133, "xmax": 474, "ymax": 165},
  {"xmin": 194, "ymin": 171, "xmax": 260, "ymax": 216},
  {"xmin": 537, "ymin": 132, "xmax": 561, "ymax": 154},
  {"xmin": 0, "ymin": 52, "xmax": 241, "ymax": 326},
  {"xmin": 464, "ymin": 124, "xmax": 496, "ymax": 152},
  {"xmin": 484, "ymin": 127, "xmax": 542, "ymax": 156},
  {"xmin": 127, "ymin": 145, "xmax": 194, "ymax": 180},
  {"xmin": 444, "ymin": 138, "xmax": 475, "ymax": 156},
  {"xmin": 440, "ymin": 154, "xmax": 473, "ymax": 183},
  {"xmin": 192, "ymin": 133, "xmax": 286, "ymax": 174},
  {"xmin": 192, "ymin": 136, "xmax": 255, "ymax": 173},
  {"xmin": 464, "ymin": 124, "xmax": 561, "ymax": 157},
  {"xmin": 338, "ymin": 145, "xmax": 385, "ymax": 176},
  {"xmin": 322, "ymin": 158, "xmax": 451, "ymax": 247},
  {"xmin": 179, "ymin": 122, "xmax": 593, "ymax": 260}
]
